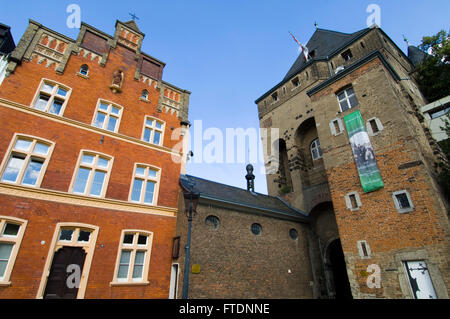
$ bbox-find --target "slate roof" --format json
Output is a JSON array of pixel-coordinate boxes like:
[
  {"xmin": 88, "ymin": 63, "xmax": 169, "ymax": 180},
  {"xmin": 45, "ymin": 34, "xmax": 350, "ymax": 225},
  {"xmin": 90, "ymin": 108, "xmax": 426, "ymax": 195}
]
[
  {"xmin": 283, "ymin": 28, "xmax": 370, "ymax": 81},
  {"xmin": 0, "ymin": 23, "xmax": 15, "ymax": 55},
  {"xmin": 407, "ymin": 45, "xmax": 428, "ymax": 67},
  {"xmin": 180, "ymin": 174, "xmax": 309, "ymax": 221}
]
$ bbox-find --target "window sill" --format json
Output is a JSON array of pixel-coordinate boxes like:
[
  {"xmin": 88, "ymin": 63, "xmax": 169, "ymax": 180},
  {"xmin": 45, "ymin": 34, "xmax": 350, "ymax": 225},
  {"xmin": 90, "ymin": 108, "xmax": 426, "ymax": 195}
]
[
  {"xmin": 76, "ymin": 73, "xmax": 89, "ymax": 80},
  {"xmin": 110, "ymin": 281, "xmax": 150, "ymax": 287},
  {"xmin": 0, "ymin": 281, "xmax": 12, "ymax": 287},
  {"xmin": 139, "ymin": 98, "xmax": 151, "ymax": 103}
]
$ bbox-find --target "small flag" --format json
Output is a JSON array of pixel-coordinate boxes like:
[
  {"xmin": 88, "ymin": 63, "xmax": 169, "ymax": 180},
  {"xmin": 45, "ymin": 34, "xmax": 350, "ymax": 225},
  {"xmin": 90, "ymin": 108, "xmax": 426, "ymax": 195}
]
[{"xmin": 289, "ymin": 31, "xmax": 310, "ymax": 62}]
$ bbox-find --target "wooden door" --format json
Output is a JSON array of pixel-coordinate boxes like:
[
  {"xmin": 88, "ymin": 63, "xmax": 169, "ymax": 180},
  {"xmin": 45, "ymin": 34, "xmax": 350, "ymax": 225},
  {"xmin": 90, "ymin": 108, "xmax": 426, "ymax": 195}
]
[{"xmin": 43, "ymin": 247, "xmax": 86, "ymax": 299}]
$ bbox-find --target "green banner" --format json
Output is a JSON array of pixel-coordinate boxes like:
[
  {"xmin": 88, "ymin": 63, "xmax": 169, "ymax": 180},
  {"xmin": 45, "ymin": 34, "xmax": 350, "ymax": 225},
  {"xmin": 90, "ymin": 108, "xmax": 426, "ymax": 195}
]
[{"xmin": 344, "ymin": 110, "xmax": 384, "ymax": 193}]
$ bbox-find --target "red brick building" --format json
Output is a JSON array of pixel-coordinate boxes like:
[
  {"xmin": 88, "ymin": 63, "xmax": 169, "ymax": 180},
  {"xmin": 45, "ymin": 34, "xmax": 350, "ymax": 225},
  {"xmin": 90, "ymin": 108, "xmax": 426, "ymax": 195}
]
[{"xmin": 0, "ymin": 19, "xmax": 190, "ymax": 299}]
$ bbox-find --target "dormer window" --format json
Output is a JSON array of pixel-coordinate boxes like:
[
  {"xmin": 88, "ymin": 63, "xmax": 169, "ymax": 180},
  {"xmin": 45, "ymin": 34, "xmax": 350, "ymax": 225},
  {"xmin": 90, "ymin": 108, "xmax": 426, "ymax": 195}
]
[
  {"xmin": 79, "ymin": 64, "xmax": 89, "ymax": 77},
  {"xmin": 341, "ymin": 49, "xmax": 353, "ymax": 62},
  {"xmin": 271, "ymin": 92, "xmax": 278, "ymax": 102}
]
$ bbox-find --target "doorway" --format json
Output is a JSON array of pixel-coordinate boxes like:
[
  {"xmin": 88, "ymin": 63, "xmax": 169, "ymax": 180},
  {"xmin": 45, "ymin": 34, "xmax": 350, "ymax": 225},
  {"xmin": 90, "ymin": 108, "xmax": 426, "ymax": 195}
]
[
  {"xmin": 327, "ymin": 239, "xmax": 353, "ymax": 299},
  {"xmin": 43, "ymin": 246, "xmax": 86, "ymax": 299}
]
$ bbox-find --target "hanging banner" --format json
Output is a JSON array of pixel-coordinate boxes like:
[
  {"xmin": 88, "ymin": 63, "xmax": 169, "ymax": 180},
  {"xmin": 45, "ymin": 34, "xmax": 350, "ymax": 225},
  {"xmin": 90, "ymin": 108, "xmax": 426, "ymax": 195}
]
[{"xmin": 344, "ymin": 110, "xmax": 384, "ymax": 193}]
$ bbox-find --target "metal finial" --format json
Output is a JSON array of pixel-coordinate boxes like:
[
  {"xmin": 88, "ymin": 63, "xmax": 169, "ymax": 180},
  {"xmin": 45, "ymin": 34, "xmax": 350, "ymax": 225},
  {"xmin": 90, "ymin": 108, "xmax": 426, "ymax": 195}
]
[
  {"xmin": 314, "ymin": 21, "xmax": 318, "ymax": 29},
  {"xmin": 129, "ymin": 13, "xmax": 140, "ymax": 21}
]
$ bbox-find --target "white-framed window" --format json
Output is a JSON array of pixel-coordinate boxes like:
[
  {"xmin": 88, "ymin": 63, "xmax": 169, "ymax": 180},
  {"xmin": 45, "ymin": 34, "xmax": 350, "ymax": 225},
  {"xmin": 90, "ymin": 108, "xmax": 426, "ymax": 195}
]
[
  {"xmin": 129, "ymin": 164, "xmax": 160, "ymax": 205},
  {"xmin": 404, "ymin": 260, "xmax": 437, "ymax": 299},
  {"xmin": 366, "ymin": 117, "xmax": 384, "ymax": 136},
  {"xmin": 0, "ymin": 134, "xmax": 55, "ymax": 188},
  {"xmin": 330, "ymin": 118, "xmax": 345, "ymax": 136},
  {"xmin": 310, "ymin": 138, "xmax": 323, "ymax": 160},
  {"xmin": 142, "ymin": 117, "xmax": 165, "ymax": 146},
  {"xmin": 337, "ymin": 86, "xmax": 358, "ymax": 112},
  {"xmin": 393, "ymin": 190, "xmax": 414, "ymax": 213},
  {"xmin": 92, "ymin": 100, "xmax": 123, "ymax": 133},
  {"xmin": 357, "ymin": 240, "xmax": 371, "ymax": 259},
  {"xmin": 31, "ymin": 79, "xmax": 72, "ymax": 116},
  {"xmin": 345, "ymin": 191, "xmax": 362, "ymax": 211},
  {"xmin": 79, "ymin": 64, "xmax": 89, "ymax": 77},
  {"xmin": 70, "ymin": 151, "xmax": 113, "ymax": 198},
  {"xmin": 112, "ymin": 230, "xmax": 153, "ymax": 284},
  {"xmin": 0, "ymin": 216, "xmax": 27, "ymax": 285}
]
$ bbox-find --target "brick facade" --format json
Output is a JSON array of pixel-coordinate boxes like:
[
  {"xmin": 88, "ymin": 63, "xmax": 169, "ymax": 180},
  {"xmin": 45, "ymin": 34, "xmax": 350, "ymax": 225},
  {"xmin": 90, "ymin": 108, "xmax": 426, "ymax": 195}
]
[{"xmin": 0, "ymin": 19, "xmax": 190, "ymax": 298}]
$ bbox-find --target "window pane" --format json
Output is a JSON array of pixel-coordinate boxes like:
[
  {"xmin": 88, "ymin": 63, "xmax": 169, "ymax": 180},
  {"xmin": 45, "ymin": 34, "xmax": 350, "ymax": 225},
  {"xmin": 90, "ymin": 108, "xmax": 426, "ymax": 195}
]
[
  {"xmin": 89, "ymin": 171, "xmax": 106, "ymax": 196},
  {"xmin": 111, "ymin": 106, "xmax": 120, "ymax": 115},
  {"xmin": 138, "ymin": 235, "xmax": 148, "ymax": 245},
  {"xmin": 73, "ymin": 167, "xmax": 91, "ymax": 194},
  {"xmin": 81, "ymin": 154, "xmax": 94, "ymax": 165},
  {"xmin": 118, "ymin": 250, "xmax": 131, "ymax": 279},
  {"xmin": 143, "ymin": 128, "xmax": 152, "ymax": 143},
  {"xmin": 146, "ymin": 119, "xmax": 154, "ymax": 127},
  {"xmin": 59, "ymin": 229, "xmax": 74, "ymax": 241},
  {"xmin": 49, "ymin": 99, "xmax": 63, "ymax": 115},
  {"xmin": 34, "ymin": 143, "xmax": 49, "ymax": 156},
  {"xmin": 135, "ymin": 167, "xmax": 146, "ymax": 176},
  {"xmin": 57, "ymin": 88, "xmax": 67, "ymax": 97},
  {"xmin": 99, "ymin": 103, "xmax": 109, "ymax": 111},
  {"xmin": 144, "ymin": 181, "xmax": 155, "ymax": 204},
  {"xmin": 153, "ymin": 131, "xmax": 161, "ymax": 145},
  {"xmin": 155, "ymin": 122, "xmax": 163, "ymax": 130},
  {"xmin": 2, "ymin": 155, "xmax": 25, "ymax": 183},
  {"xmin": 34, "ymin": 95, "xmax": 49, "ymax": 111},
  {"xmin": 15, "ymin": 139, "xmax": 32, "ymax": 152},
  {"xmin": 41, "ymin": 83, "xmax": 54, "ymax": 94},
  {"xmin": 147, "ymin": 169, "xmax": 157, "ymax": 179},
  {"xmin": 93, "ymin": 112, "xmax": 106, "ymax": 128},
  {"xmin": 0, "ymin": 244, "xmax": 13, "ymax": 278},
  {"xmin": 132, "ymin": 252, "xmax": 145, "ymax": 279},
  {"xmin": 21, "ymin": 158, "xmax": 44, "ymax": 186},
  {"xmin": 78, "ymin": 230, "xmax": 91, "ymax": 242},
  {"xmin": 349, "ymin": 95, "xmax": 358, "ymax": 108},
  {"xmin": 346, "ymin": 87, "xmax": 355, "ymax": 96},
  {"xmin": 337, "ymin": 92, "xmax": 346, "ymax": 101},
  {"xmin": 123, "ymin": 234, "xmax": 134, "ymax": 244},
  {"xmin": 131, "ymin": 179, "xmax": 143, "ymax": 202},
  {"xmin": 107, "ymin": 116, "xmax": 118, "ymax": 132},
  {"xmin": 97, "ymin": 157, "xmax": 109, "ymax": 168},
  {"xmin": 2, "ymin": 223, "xmax": 20, "ymax": 237},
  {"xmin": 339, "ymin": 99, "xmax": 349, "ymax": 112},
  {"xmin": 396, "ymin": 193, "xmax": 411, "ymax": 209}
]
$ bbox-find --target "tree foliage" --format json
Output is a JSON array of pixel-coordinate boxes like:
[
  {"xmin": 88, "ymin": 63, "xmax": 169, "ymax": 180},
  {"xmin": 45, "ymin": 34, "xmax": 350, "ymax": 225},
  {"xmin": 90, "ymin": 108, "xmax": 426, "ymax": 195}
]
[{"xmin": 415, "ymin": 30, "xmax": 450, "ymax": 103}]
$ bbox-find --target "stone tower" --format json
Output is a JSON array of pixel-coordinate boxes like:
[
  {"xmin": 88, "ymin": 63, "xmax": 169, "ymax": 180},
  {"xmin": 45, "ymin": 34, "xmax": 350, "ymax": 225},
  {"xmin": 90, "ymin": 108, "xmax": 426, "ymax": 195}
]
[{"xmin": 255, "ymin": 26, "xmax": 450, "ymax": 299}]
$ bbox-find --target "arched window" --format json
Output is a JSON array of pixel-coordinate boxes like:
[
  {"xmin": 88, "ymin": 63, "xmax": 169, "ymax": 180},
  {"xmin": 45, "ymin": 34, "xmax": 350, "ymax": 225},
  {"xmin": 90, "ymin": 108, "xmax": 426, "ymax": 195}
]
[
  {"xmin": 205, "ymin": 216, "xmax": 220, "ymax": 230},
  {"xmin": 310, "ymin": 138, "xmax": 323, "ymax": 160},
  {"xmin": 141, "ymin": 90, "xmax": 149, "ymax": 100},
  {"xmin": 79, "ymin": 64, "xmax": 89, "ymax": 76}
]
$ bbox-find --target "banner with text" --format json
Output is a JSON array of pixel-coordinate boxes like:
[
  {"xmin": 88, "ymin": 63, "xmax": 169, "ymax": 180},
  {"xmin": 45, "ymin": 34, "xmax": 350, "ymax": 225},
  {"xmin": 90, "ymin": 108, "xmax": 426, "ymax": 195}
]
[{"xmin": 344, "ymin": 110, "xmax": 384, "ymax": 193}]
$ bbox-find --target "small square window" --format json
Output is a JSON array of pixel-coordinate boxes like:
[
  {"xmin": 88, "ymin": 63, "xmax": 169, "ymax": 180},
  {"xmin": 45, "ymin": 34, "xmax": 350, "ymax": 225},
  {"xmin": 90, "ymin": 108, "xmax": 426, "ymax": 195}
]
[
  {"xmin": 393, "ymin": 190, "xmax": 414, "ymax": 213},
  {"xmin": 346, "ymin": 192, "xmax": 362, "ymax": 211},
  {"xmin": 59, "ymin": 229, "xmax": 74, "ymax": 241},
  {"xmin": 138, "ymin": 235, "xmax": 148, "ymax": 246},
  {"xmin": 342, "ymin": 49, "xmax": 353, "ymax": 61},
  {"xmin": 292, "ymin": 77, "xmax": 300, "ymax": 87},
  {"xmin": 271, "ymin": 92, "xmax": 278, "ymax": 102},
  {"xmin": 330, "ymin": 118, "xmax": 344, "ymax": 136},
  {"xmin": 78, "ymin": 230, "xmax": 91, "ymax": 242},
  {"xmin": 2, "ymin": 223, "xmax": 20, "ymax": 237}
]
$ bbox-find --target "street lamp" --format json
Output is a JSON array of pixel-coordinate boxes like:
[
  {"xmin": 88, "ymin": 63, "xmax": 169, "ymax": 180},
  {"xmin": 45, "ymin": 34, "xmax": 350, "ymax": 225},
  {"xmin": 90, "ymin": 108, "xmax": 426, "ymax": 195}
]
[{"xmin": 181, "ymin": 189, "xmax": 200, "ymax": 299}]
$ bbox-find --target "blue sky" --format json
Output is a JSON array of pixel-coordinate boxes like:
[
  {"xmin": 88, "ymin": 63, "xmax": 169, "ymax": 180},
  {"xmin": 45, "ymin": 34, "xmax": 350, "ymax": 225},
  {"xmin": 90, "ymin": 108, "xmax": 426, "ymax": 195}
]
[{"xmin": 1, "ymin": 0, "xmax": 449, "ymax": 194}]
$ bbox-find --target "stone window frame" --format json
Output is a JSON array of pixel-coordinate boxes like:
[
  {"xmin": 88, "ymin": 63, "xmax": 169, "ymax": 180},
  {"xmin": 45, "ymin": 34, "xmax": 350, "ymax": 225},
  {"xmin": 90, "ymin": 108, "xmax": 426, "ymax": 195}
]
[
  {"xmin": 392, "ymin": 190, "xmax": 414, "ymax": 214},
  {"xmin": 251, "ymin": 223, "xmax": 262, "ymax": 236},
  {"xmin": 366, "ymin": 117, "xmax": 384, "ymax": 136},
  {"xmin": 345, "ymin": 191, "xmax": 362, "ymax": 211},
  {"xmin": 310, "ymin": 138, "xmax": 323, "ymax": 161},
  {"xmin": 336, "ymin": 86, "xmax": 359, "ymax": 113},
  {"xmin": 36, "ymin": 222, "xmax": 99, "ymax": 299},
  {"xmin": 30, "ymin": 78, "xmax": 72, "ymax": 117},
  {"xmin": 141, "ymin": 89, "xmax": 149, "ymax": 100},
  {"xmin": 79, "ymin": 64, "xmax": 89, "ymax": 77},
  {"xmin": 271, "ymin": 92, "xmax": 278, "ymax": 103},
  {"xmin": 329, "ymin": 118, "xmax": 345, "ymax": 136},
  {"xmin": 128, "ymin": 163, "xmax": 161, "ymax": 206},
  {"xmin": 68, "ymin": 150, "xmax": 114, "ymax": 199},
  {"xmin": 0, "ymin": 133, "xmax": 56, "ymax": 189},
  {"xmin": 341, "ymin": 49, "xmax": 353, "ymax": 61},
  {"xmin": 110, "ymin": 230, "xmax": 154, "ymax": 286},
  {"xmin": 357, "ymin": 240, "xmax": 371, "ymax": 259},
  {"xmin": 91, "ymin": 99, "xmax": 124, "ymax": 133},
  {"xmin": 141, "ymin": 116, "xmax": 165, "ymax": 147},
  {"xmin": 291, "ymin": 76, "xmax": 300, "ymax": 90},
  {"xmin": 205, "ymin": 215, "xmax": 220, "ymax": 231},
  {"xmin": 395, "ymin": 250, "xmax": 449, "ymax": 299},
  {"xmin": 0, "ymin": 216, "xmax": 28, "ymax": 287}
]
